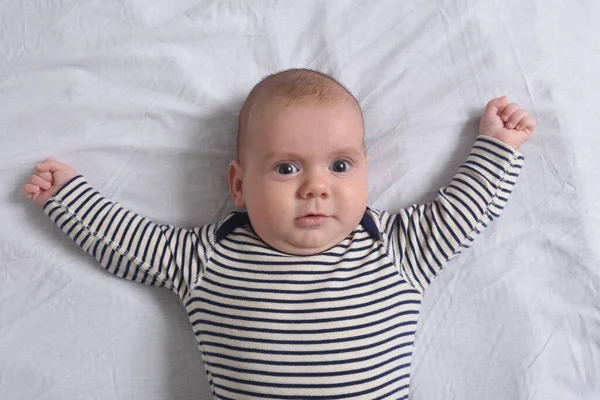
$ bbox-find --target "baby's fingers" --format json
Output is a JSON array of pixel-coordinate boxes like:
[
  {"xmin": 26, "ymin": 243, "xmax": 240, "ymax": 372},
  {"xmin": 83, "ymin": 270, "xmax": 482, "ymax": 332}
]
[
  {"xmin": 500, "ymin": 103, "xmax": 520, "ymax": 122},
  {"xmin": 505, "ymin": 109, "xmax": 528, "ymax": 129},
  {"xmin": 35, "ymin": 171, "xmax": 53, "ymax": 181},
  {"xmin": 24, "ymin": 183, "xmax": 40, "ymax": 196},
  {"xmin": 23, "ymin": 183, "xmax": 42, "ymax": 202},
  {"xmin": 516, "ymin": 116, "xmax": 536, "ymax": 133},
  {"xmin": 29, "ymin": 174, "xmax": 52, "ymax": 190},
  {"xmin": 484, "ymin": 96, "xmax": 509, "ymax": 116},
  {"xmin": 36, "ymin": 158, "xmax": 65, "ymax": 173}
]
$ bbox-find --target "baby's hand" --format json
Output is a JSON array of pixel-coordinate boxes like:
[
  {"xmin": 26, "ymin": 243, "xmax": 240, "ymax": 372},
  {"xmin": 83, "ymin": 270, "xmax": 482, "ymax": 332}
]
[
  {"xmin": 24, "ymin": 158, "xmax": 78, "ymax": 206},
  {"xmin": 479, "ymin": 96, "xmax": 536, "ymax": 150}
]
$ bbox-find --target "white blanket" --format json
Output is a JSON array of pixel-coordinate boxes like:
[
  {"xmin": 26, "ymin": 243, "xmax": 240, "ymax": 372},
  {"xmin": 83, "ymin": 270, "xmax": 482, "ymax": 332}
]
[{"xmin": 2, "ymin": 1, "xmax": 599, "ymax": 399}]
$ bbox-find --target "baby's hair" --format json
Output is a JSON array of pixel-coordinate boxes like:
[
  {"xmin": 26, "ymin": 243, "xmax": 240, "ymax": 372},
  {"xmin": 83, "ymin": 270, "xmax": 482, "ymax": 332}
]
[{"xmin": 236, "ymin": 68, "xmax": 363, "ymax": 161}]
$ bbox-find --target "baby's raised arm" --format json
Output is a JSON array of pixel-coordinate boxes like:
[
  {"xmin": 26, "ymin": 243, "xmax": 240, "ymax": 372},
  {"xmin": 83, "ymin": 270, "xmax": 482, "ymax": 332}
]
[
  {"xmin": 24, "ymin": 161, "xmax": 214, "ymax": 302},
  {"xmin": 380, "ymin": 96, "xmax": 535, "ymax": 292}
]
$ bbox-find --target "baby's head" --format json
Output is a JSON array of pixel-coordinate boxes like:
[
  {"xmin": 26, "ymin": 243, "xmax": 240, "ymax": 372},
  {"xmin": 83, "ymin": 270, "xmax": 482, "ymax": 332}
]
[{"xmin": 229, "ymin": 69, "xmax": 368, "ymax": 255}]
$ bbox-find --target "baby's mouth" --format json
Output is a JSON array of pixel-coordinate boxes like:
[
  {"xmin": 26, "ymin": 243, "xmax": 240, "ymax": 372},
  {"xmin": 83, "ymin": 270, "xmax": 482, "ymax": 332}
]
[{"xmin": 295, "ymin": 213, "xmax": 329, "ymax": 227}]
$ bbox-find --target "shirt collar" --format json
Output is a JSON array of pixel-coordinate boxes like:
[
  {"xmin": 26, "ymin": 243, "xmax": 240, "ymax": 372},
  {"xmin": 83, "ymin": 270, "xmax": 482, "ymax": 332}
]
[{"xmin": 216, "ymin": 209, "xmax": 381, "ymax": 243}]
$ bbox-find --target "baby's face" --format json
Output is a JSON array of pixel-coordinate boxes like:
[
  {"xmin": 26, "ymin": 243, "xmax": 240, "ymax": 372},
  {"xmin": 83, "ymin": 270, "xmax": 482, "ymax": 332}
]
[{"xmin": 233, "ymin": 100, "xmax": 368, "ymax": 255}]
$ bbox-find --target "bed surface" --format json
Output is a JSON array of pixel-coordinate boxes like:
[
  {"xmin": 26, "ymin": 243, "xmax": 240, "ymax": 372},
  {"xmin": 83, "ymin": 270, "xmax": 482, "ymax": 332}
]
[{"xmin": 1, "ymin": 1, "xmax": 599, "ymax": 399}]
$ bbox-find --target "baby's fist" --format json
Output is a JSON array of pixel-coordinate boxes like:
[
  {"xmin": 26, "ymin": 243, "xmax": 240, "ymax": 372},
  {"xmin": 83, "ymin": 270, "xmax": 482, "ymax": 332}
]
[
  {"xmin": 24, "ymin": 158, "xmax": 78, "ymax": 206},
  {"xmin": 479, "ymin": 96, "xmax": 536, "ymax": 150}
]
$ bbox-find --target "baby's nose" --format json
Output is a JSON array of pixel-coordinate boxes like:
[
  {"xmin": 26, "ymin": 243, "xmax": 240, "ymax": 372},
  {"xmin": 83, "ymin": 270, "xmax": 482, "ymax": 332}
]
[{"xmin": 299, "ymin": 175, "xmax": 330, "ymax": 199}]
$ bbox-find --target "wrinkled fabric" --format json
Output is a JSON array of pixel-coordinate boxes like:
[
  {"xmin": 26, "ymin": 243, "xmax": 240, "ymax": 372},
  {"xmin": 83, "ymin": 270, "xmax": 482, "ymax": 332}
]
[{"xmin": 1, "ymin": 1, "xmax": 599, "ymax": 399}]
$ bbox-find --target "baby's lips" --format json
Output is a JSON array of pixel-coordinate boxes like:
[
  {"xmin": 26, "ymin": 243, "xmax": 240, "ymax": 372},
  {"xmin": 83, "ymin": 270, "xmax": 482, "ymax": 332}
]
[
  {"xmin": 294, "ymin": 215, "xmax": 329, "ymax": 228},
  {"xmin": 299, "ymin": 212, "xmax": 327, "ymax": 218}
]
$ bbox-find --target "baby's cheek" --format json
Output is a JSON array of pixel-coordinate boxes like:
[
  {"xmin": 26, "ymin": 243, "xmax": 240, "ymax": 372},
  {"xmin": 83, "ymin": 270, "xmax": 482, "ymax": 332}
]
[
  {"xmin": 255, "ymin": 184, "xmax": 292, "ymax": 214},
  {"xmin": 340, "ymin": 180, "xmax": 367, "ymax": 198},
  {"xmin": 338, "ymin": 182, "xmax": 368, "ymax": 213}
]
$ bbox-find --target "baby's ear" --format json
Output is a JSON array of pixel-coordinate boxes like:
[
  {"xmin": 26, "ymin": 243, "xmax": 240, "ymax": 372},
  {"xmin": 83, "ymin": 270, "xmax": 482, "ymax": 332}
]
[{"xmin": 228, "ymin": 160, "xmax": 245, "ymax": 208}]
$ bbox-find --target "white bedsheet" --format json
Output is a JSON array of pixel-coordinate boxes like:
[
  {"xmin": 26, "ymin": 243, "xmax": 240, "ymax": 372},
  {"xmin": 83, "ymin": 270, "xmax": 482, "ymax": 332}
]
[{"xmin": 2, "ymin": 1, "xmax": 599, "ymax": 399}]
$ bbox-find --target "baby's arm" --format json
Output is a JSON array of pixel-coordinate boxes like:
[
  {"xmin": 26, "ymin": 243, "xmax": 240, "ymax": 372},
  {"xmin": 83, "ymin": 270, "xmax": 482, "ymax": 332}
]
[
  {"xmin": 24, "ymin": 159, "xmax": 212, "ymax": 301},
  {"xmin": 382, "ymin": 96, "xmax": 535, "ymax": 292}
]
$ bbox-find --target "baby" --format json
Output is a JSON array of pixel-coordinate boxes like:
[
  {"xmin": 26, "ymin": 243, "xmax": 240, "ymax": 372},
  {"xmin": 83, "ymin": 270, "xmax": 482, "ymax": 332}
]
[{"xmin": 24, "ymin": 69, "xmax": 535, "ymax": 399}]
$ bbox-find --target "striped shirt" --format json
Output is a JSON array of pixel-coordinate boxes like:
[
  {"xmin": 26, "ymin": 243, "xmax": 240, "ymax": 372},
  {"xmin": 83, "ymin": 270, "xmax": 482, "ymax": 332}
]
[{"xmin": 44, "ymin": 136, "xmax": 524, "ymax": 399}]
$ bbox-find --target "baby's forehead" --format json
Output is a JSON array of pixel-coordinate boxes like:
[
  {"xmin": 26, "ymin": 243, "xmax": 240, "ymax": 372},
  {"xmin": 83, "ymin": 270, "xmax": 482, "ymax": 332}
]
[
  {"xmin": 252, "ymin": 99, "xmax": 364, "ymax": 134},
  {"xmin": 257, "ymin": 96, "xmax": 360, "ymax": 120},
  {"xmin": 244, "ymin": 101, "xmax": 365, "ymax": 158}
]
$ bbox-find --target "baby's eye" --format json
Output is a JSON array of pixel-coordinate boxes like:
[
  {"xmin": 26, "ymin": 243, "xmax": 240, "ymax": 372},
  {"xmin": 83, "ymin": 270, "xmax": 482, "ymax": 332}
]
[
  {"xmin": 275, "ymin": 163, "xmax": 299, "ymax": 175},
  {"xmin": 330, "ymin": 159, "xmax": 351, "ymax": 173}
]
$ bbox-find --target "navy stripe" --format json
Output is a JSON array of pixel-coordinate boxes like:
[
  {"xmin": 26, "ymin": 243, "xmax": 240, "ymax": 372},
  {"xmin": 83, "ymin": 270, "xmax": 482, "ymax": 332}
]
[
  {"xmin": 214, "ymin": 243, "xmax": 386, "ymax": 268},
  {"xmin": 85, "ymin": 196, "xmax": 110, "ymax": 232},
  {"xmin": 396, "ymin": 211, "xmax": 423, "ymax": 291},
  {"xmin": 197, "ymin": 226, "xmax": 209, "ymax": 263},
  {"xmin": 208, "ymin": 254, "xmax": 389, "ymax": 284},
  {"xmin": 89, "ymin": 202, "xmax": 113, "ymax": 255},
  {"xmin": 421, "ymin": 206, "xmax": 449, "ymax": 262},
  {"xmin": 58, "ymin": 181, "xmax": 87, "ymax": 206},
  {"xmin": 139, "ymin": 222, "xmax": 156, "ymax": 284},
  {"xmin": 466, "ymin": 159, "xmax": 503, "ymax": 182},
  {"xmin": 477, "ymin": 136, "xmax": 517, "ymax": 156},
  {"xmin": 219, "ymin": 240, "xmax": 376, "ymax": 258},
  {"xmin": 196, "ymin": 319, "xmax": 418, "ymax": 346},
  {"xmin": 203, "ymin": 341, "xmax": 413, "ymax": 366},
  {"xmin": 414, "ymin": 207, "xmax": 443, "ymax": 271},
  {"xmin": 153, "ymin": 229, "xmax": 171, "ymax": 286},
  {"xmin": 188, "ymin": 231, "xmax": 199, "ymax": 283},
  {"xmin": 406, "ymin": 211, "xmax": 433, "ymax": 285},
  {"xmin": 193, "ymin": 309, "xmax": 419, "ymax": 336},
  {"xmin": 437, "ymin": 198, "xmax": 468, "ymax": 238},
  {"xmin": 197, "ymin": 271, "xmax": 399, "ymax": 296},
  {"xmin": 448, "ymin": 183, "xmax": 484, "ymax": 215},
  {"xmin": 142, "ymin": 224, "xmax": 161, "ymax": 285},
  {"xmin": 213, "ymin": 372, "xmax": 409, "ymax": 399},
  {"xmin": 373, "ymin": 383, "xmax": 410, "ymax": 400},
  {"xmin": 162, "ymin": 227, "xmax": 178, "ymax": 288},
  {"xmin": 461, "ymin": 163, "xmax": 496, "ymax": 189},
  {"xmin": 192, "ymin": 297, "xmax": 420, "ymax": 324},
  {"xmin": 194, "ymin": 268, "xmax": 403, "ymax": 305},
  {"xmin": 58, "ymin": 213, "xmax": 77, "ymax": 234},
  {"xmin": 429, "ymin": 202, "xmax": 453, "ymax": 257},
  {"xmin": 208, "ymin": 351, "xmax": 411, "ymax": 378},
  {"xmin": 200, "ymin": 330, "xmax": 415, "ymax": 357},
  {"xmin": 123, "ymin": 214, "xmax": 144, "ymax": 279},
  {"xmin": 113, "ymin": 211, "xmax": 135, "ymax": 277},
  {"xmin": 171, "ymin": 227, "xmax": 184, "ymax": 295},
  {"xmin": 72, "ymin": 189, "xmax": 97, "ymax": 214},
  {"xmin": 473, "ymin": 144, "xmax": 511, "ymax": 162},
  {"xmin": 455, "ymin": 173, "xmax": 491, "ymax": 201},
  {"xmin": 471, "ymin": 152, "xmax": 507, "ymax": 172},
  {"xmin": 445, "ymin": 190, "xmax": 479, "ymax": 223},
  {"xmin": 178, "ymin": 230, "xmax": 191, "ymax": 297},
  {"xmin": 131, "ymin": 221, "xmax": 152, "ymax": 282}
]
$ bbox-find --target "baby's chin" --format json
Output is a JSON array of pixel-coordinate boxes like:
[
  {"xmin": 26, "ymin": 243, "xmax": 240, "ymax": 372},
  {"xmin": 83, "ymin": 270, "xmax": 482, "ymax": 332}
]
[{"xmin": 264, "ymin": 228, "xmax": 350, "ymax": 256}]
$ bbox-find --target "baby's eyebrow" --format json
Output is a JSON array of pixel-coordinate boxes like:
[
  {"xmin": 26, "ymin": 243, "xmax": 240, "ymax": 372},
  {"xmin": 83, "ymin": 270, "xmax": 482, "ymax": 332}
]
[
  {"xmin": 262, "ymin": 151, "xmax": 298, "ymax": 163},
  {"xmin": 331, "ymin": 147, "xmax": 364, "ymax": 158},
  {"xmin": 262, "ymin": 147, "xmax": 363, "ymax": 163}
]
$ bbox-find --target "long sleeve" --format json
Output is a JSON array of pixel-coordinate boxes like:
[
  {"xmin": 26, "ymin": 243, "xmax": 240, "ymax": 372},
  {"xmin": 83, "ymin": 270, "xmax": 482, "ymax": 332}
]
[
  {"xmin": 376, "ymin": 136, "xmax": 525, "ymax": 293},
  {"xmin": 43, "ymin": 176, "xmax": 218, "ymax": 302}
]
